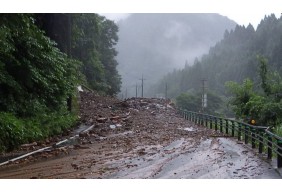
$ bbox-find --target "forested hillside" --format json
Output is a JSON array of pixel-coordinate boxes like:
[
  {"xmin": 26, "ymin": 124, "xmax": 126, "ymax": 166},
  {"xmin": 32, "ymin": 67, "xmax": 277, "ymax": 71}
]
[
  {"xmin": 116, "ymin": 13, "xmax": 236, "ymax": 97},
  {"xmin": 35, "ymin": 13, "xmax": 121, "ymax": 95},
  {"xmin": 0, "ymin": 14, "xmax": 121, "ymax": 152},
  {"xmin": 151, "ymin": 14, "xmax": 282, "ymax": 99}
]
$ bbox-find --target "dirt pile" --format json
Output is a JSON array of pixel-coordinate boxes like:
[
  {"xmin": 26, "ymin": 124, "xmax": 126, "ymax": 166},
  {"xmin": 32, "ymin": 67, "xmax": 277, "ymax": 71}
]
[
  {"xmin": 78, "ymin": 92, "xmax": 221, "ymax": 146},
  {"xmin": 0, "ymin": 91, "xmax": 238, "ymax": 178}
]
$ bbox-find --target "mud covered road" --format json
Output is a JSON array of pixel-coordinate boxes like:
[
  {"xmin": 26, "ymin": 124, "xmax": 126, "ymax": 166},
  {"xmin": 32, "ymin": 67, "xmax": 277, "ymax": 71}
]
[{"xmin": 0, "ymin": 92, "xmax": 281, "ymax": 179}]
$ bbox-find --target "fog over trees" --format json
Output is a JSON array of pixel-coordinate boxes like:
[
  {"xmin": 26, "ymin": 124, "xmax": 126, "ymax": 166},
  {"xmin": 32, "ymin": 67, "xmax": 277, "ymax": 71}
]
[
  {"xmin": 151, "ymin": 14, "xmax": 282, "ymax": 98},
  {"xmin": 116, "ymin": 13, "xmax": 237, "ymax": 97}
]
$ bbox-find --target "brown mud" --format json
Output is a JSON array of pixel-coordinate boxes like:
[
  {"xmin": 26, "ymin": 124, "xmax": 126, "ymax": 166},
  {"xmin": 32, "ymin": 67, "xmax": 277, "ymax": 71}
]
[{"xmin": 0, "ymin": 92, "xmax": 280, "ymax": 179}]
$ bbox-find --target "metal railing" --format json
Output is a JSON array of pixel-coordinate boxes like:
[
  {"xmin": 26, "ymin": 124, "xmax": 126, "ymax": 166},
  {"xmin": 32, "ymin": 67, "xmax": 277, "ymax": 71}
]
[{"xmin": 178, "ymin": 109, "xmax": 282, "ymax": 168}]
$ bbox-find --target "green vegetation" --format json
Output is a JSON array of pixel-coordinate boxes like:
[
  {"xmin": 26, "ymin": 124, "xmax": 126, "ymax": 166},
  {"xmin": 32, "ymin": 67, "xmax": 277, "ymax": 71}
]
[
  {"xmin": 152, "ymin": 14, "xmax": 282, "ymax": 99},
  {"xmin": 226, "ymin": 57, "xmax": 282, "ymax": 132},
  {"xmin": 152, "ymin": 14, "xmax": 282, "ymax": 135},
  {"xmin": 0, "ymin": 111, "xmax": 77, "ymax": 152},
  {"xmin": 175, "ymin": 91, "xmax": 223, "ymax": 115},
  {"xmin": 35, "ymin": 13, "xmax": 121, "ymax": 96},
  {"xmin": 0, "ymin": 14, "xmax": 121, "ymax": 152}
]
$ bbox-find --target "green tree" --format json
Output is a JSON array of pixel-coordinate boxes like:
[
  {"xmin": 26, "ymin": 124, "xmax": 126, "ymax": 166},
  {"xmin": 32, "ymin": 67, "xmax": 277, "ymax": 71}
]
[
  {"xmin": 151, "ymin": 14, "xmax": 282, "ymax": 101},
  {"xmin": 176, "ymin": 92, "xmax": 200, "ymax": 112},
  {"xmin": 0, "ymin": 14, "xmax": 80, "ymax": 152},
  {"xmin": 176, "ymin": 91, "xmax": 223, "ymax": 115},
  {"xmin": 98, "ymin": 18, "xmax": 121, "ymax": 95},
  {"xmin": 0, "ymin": 14, "xmax": 79, "ymax": 117},
  {"xmin": 225, "ymin": 78, "xmax": 255, "ymax": 120},
  {"xmin": 226, "ymin": 57, "xmax": 282, "ymax": 126},
  {"xmin": 35, "ymin": 14, "xmax": 121, "ymax": 95},
  {"xmin": 71, "ymin": 14, "xmax": 121, "ymax": 95}
]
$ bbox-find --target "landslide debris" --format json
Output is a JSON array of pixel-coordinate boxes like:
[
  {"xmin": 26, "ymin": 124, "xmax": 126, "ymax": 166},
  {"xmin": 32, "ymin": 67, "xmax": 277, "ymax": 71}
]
[{"xmin": 0, "ymin": 91, "xmax": 225, "ymax": 178}]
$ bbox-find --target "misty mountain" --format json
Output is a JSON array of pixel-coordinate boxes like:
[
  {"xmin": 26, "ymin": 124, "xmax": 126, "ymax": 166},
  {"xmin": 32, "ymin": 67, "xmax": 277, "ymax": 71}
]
[
  {"xmin": 116, "ymin": 13, "xmax": 237, "ymax": 97},
  {"xmin": 150, "ymin": 14, "xmax": 282, "ymax": 100}
]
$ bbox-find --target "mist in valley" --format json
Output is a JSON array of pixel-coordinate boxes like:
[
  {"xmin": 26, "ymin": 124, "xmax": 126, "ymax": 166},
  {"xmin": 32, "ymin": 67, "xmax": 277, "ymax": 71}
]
[{"xmin": 116, "ymin": 13, "xmax": 237, "ymax": 98}]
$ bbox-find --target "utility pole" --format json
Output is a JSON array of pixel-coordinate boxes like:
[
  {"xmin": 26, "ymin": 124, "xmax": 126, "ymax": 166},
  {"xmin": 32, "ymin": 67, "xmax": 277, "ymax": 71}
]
[
  {"xmin": 139, "ymin": 74, "xmax": 146, "ymax": 98},
  {"xmin": 201, "ymin": 79, "xmax": 207, "ymax": 112},
  {"xmin": 165, "ymin": 82, "xmax": 168, "ymax": 99},
  {"xmin": 136, "ymin": 83, "xmax": 138, "ymax": 98},
  {"xmin": 125, "ymin": 88, "xmax": 127, "ymax": 99}
]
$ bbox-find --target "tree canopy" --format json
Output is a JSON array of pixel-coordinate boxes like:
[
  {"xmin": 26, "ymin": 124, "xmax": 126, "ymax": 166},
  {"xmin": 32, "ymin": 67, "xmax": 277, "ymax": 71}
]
[
  {"xmin": 0, "ymin": 14, "xmax": 79, "ymax": 117},
  {"xmin": 0, "ymin": 13, "xmax": 122, "ymax": 152},
  {"xmin": 151, "ymin": 14, "xmax": 282, "ymax": 100},
  {"xmin": 226, "ymin": 57, "xmax": 282, "ymax": 127},
  {"xmin": 35, "ymin": 13, "xmax": 121, "ymax": 95}
]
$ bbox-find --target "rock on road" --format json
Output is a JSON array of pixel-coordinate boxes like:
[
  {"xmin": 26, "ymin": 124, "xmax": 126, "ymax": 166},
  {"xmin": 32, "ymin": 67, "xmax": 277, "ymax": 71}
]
[{"xmin": 0, "ymin": 92, "xmax": 280, "ymax": 179}]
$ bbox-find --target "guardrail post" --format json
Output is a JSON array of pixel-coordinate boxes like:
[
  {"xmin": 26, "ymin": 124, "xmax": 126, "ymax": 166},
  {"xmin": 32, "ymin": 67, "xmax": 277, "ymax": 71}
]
[
  {"xmin": 245, "ymin": 125, "xmax": 249, "ymax": 144},
  {"xmin": 199, "ymin": 114, "xmax": 201, "ymax": 125},
  {"xmin": 277, "ymin": 140, "xmax": 282, "ymax": 168},
  {"xmin": 201, "ymin": 114, "xmax": 204, "ymax": 126},
  {"xmin": 225, "ymin": 119, "xmax": 229, "ymax": 135},
  {"xmin": 209, "ymin": 117, "xmax": 213, "ymax": 129},
  {"xmin": 232, "ymin": 121, "xmax": 235, "ymax": 137},
  {"xmin": 220, "ymin": 118, "xmax": 223, "ymax": 133},
  {"xmin": 251, "ymin": 127, "xmax": 256, "ymax": 149},
  {"xmin": 258, "ymin": 130, "xmax": 263, "ymax": 153},
  {"xmin": 215, "ymin": 118, "xmax": 218, "ymax": 131},
  {"xmin": 267, "ymin": 135, "xmax": 272, "ymax": 160},
  {"xmin": 238, "ymin": 123, "xmax": 242, "ymax": 141}
]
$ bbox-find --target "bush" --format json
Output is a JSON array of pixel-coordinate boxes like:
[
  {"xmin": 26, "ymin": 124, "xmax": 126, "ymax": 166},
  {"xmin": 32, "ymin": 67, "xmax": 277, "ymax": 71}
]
[
  {"xmin": 176, "ymin": 91, "xmax": 223, "ymax": 115},
  {"xmin": 0, "ymin": 112, "xmax": 27, "ymax": 152},
  {"xmin": 0, "ymin": 14, "xmax": 79, "ymax": 153},
  {"xmin": 0, "ymin": 110, "xmax": 77, "ymax": 153}
]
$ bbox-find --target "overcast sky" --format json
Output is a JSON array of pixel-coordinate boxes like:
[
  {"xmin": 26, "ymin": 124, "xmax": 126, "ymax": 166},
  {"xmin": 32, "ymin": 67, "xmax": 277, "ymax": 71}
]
[
  {"xmin": 99, "ymin": 3, "xmax": 282, "ymax": 28},
  {"xmin": 101, "ymin": 12, "xmax": 281, "ymax": 30},
  {"xmin": 3, "ymin": 0, "xmax": 281, "ymax": 29}
]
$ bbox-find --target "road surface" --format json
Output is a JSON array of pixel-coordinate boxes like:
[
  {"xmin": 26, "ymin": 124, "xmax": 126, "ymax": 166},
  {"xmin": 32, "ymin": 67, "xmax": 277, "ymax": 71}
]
[{"xmin": 0, "ymin": 93, "xmax": 280, "ymax": 179}]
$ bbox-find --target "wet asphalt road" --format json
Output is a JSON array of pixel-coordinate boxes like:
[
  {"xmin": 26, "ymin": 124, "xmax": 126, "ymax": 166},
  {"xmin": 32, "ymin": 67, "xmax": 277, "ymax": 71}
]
[
  {"xmin": 0, "ymin": 128, "xmax": 281, "ymax": 179},
  {"xmin": 101, "ymin": 136, "xmax": 281, "ymax": 179}
]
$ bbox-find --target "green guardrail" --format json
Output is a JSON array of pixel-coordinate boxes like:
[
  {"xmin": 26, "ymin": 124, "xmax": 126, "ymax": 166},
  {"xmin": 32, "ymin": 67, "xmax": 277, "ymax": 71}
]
[{"xmin": 178, "ymin": 109, "xmax": 282, "ymax": 168}]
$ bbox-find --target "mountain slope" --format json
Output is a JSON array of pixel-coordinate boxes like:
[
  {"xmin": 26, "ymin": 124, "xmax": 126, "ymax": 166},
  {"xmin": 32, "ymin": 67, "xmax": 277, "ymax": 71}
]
[
  {"xmin": 116, "ymin": 13, "xmax": 237, "ymax": 97},
  {"xmin": 150, "ymin": 14, "xmax": 282, "ymax": 99}
]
